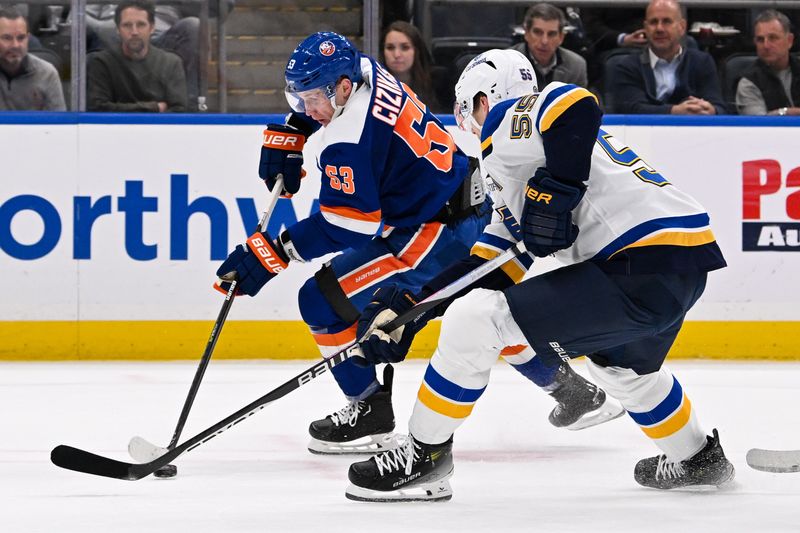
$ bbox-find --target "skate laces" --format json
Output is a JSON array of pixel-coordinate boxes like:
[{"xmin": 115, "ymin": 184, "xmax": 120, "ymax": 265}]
[
  {"xmin": 329, "ymin": 401, "xmax": 364, "ymax": 427},
  {"xmin": 373, "ymin": 435, "xmax": 420, "ymax": 476},
  {"xmin": 655, "ymin": 455, "xmax": 686, "ymax": 480}
]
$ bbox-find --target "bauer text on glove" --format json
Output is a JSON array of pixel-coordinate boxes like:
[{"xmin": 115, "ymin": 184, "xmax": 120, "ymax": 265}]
[
  {"xmin": 522, "ymin": 167, "xmax": 585, "ymax": 257},
  {"xmin": 259, "ymin": 124, "xmax": 306, "ymax": 196},
  {"xmin": 215, "ymin": 231, "xmax": 289, "ymax": 296}
]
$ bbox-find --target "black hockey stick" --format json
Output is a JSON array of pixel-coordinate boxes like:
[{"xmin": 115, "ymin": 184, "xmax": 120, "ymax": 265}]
[
  {"xmin": 51, "ymin": 241, "xmax": 528, "ymax": 480},
  {"xmin": 127, "ymin": 178, "xmax": 285, "ymax": 469}
]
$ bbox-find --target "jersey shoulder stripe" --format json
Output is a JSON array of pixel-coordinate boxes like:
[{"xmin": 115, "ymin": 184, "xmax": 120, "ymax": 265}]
[
  {"xmin": 480, "ymin": 97, "xmax": 521, "ymax": 158},
  {"xmin": 535, "ymin": 84, "xmax": 597, "ymax": 133}
]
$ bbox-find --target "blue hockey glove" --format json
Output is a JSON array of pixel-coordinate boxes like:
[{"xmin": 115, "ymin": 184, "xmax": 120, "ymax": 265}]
[
  {"xmin": 521, "ymin": 168, "xmax": 585, "ymax": 257},
  {"xmin": 259, "ymin": 124, "xmax": 306, "ymax": 197},
  {"xmin": 354, "ymin": 286, "xmax": 426, "ymax": 365},
  {"xmin": 215, "ymin": 231, "xmax": 289, "ymax": 297}
]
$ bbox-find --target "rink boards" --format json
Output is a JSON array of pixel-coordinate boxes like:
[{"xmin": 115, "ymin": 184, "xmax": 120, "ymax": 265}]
[{"xmin": 1, "ymin": 113, "xmax": 799, "ymax": 360}]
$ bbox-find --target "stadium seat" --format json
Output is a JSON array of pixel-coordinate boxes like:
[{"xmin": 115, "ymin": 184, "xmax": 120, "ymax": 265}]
[
  {"xmin": 720, "ymin": 53, "xmax": 757, "ymax": 114},
  {"xmin": 601, "ymin": 48, "xmax": 640, "ymax": 114}
]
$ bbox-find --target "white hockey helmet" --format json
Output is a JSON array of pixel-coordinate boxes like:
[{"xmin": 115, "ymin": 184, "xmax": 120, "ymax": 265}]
[{"xmin": 454, "ymin": 49, "xmax": 538, "ymax": 133}]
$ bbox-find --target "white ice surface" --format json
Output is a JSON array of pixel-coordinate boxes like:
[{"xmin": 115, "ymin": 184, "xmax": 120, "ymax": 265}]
[{"xmin": 3, "ymin": 359, "xmax": 800, "ymax": 533}]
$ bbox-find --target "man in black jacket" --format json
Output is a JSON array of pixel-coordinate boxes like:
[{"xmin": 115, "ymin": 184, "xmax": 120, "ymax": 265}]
[
  {"xmin": 607, "ymin": 0, "xmax": 726, "ymax": 114},
  {"xmin": 736, "ymin": 9, "xmax": 800, "ymax": 116}
]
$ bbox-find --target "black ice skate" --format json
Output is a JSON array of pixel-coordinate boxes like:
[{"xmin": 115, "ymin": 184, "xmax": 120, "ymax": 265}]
[
  {"xmin": 634, "ymin": 428, "xmax": 736, "ymax": 490},
  {"xmin": 548, "ymin": 363, "xmax": 625, "ymax": 430},
  {"xmin": 307, "ymin": 365, "xmax": 395, "ymax": 455},
  {"xmin": 346, "ymin": 434, "xmax": 454, "ymax": 502}
]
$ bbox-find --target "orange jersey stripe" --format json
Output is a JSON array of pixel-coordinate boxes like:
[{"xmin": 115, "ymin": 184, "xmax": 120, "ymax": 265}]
[
  {"xmin": 319, "ymin": 204, "xmax": 382, "ymax": 223},
  {"xmin": 312, "ymin": 323, "xmax": 358, "ymax": 348},
  {"xmin": 337, "ymin": 223, "xmax": 443, "ymax": 295}
]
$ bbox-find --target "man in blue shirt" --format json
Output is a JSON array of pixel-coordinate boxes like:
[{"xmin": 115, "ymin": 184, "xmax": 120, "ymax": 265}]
[{"xmin": 608, "ymin": 0, "xmax": 726, "ymax": 114}]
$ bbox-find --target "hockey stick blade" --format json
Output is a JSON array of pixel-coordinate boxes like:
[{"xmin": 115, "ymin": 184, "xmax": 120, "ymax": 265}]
[
  {"xmin": 746, "ymin": 448, "xmax": 800, "ymax": 473},
  {"xmin": 51, "ymin": 445, "xmax": 171, "ymax": 481},
  {"xmin": 128, "ymin": 436, "xmax": 168, "ymax": 463},
  {"xmin": 50, "ymin": 349, "xmax": 354, "ymax": 480}
]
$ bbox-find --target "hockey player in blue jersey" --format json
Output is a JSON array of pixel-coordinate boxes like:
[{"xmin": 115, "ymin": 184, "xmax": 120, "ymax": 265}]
[
  {"xmin": 345, "ymin": 49, "xmax": 735, "ymax": 501},
  {"xmin": 216, "ymin": 34, "xmax": 621, "ymax": 457}
]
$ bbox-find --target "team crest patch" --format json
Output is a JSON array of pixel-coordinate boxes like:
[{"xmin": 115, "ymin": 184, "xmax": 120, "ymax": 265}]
[{"xmin": 319, "ymin": 41, "xmax": 336, "ymax": 56}]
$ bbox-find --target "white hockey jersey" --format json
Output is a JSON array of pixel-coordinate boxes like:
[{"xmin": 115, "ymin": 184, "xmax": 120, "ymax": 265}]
[{"xmin": 477, "ymin": 82, "xmax": 725, "ymax": 274}]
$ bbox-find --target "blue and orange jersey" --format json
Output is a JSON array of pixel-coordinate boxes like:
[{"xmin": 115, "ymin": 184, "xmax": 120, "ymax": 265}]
[{"xmin": 286, "ymin": 57, "xmax": 469, "ymax": 261}]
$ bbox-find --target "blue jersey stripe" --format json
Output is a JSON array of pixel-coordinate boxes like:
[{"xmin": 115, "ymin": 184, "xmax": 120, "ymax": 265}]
[
  {"xmin": 477, "ymin": 233, "xmax": 517, "ymax": 251},
  {"xmin": 592, "ymin": 213, "xmax": 711, "ymax": 261},
  {"xmin": 627, "ymin": 376, "xmax": 683, "ymax": 426},
  {"xmin": 424, "ymin": 364, "xmax": 486, "ymax": 403},
  {"xmin": 480, "ymin": 98, "xmax": 520, "ymax": 146}
]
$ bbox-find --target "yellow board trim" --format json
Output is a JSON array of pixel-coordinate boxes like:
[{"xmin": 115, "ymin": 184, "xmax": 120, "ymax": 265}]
[
  {"xmin": 1, "ymin": 320, "xmax": 799, "ymax": 360},
  {"xmin": 640, "ymin": 394, "xmax": 692, "ymax": 439},
  {"xmin": 417, "ymin": 383, "xmax": 475, "ymax": 419}
]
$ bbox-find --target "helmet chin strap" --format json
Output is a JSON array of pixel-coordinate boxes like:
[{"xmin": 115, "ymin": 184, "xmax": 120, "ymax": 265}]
[{"xmin": 329, "ymin": 81, "xmax": 358, "ymax": 121}]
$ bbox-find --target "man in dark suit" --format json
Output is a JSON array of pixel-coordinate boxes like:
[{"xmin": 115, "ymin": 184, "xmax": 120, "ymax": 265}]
[{"xmin": 608, "ymin": 0, "xmax": 726, "ymax": 114}]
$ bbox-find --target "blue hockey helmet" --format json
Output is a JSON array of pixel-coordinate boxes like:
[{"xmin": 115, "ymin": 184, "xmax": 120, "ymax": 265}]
[{"xmin": 285, "ymin": 32, "xmax": 363, "ymax": 113}]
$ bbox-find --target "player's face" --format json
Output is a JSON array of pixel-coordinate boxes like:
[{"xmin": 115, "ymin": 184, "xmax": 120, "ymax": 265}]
[
  {"xmin": 0, "ymin": 17, "xmax": 28, "ymax": 74},
  {"xmin": 118, "ymin": 7, "xmax": 153, "ymax": 57},
  {"xmin": 383, "ymin": 31, "xmax": 415, "ymax": 77},
  {"xmin": 754, "ymin": 20, "xmax": 794, "ymax": 69},
  {"xmin": 644, "ymin": 1, "xmax": 686, "ymax": 58},
  {"xmin": 524, "ymin": 18, "xmax": 563, "ymax": 66},
  {"xmin": 298, "ymin": 87, "xmax": 335, "ymax": 124}
]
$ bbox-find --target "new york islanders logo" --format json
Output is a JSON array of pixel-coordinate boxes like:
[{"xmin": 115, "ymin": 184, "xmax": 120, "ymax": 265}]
[{"xmin": 319, "ymin": 41, "xmax": 336, "ymax": 56}]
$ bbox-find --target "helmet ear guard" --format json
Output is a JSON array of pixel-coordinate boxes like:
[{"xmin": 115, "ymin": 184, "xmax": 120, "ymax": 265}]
[
  {"xmin": 285, "ymin": 32, "xmax": 362, "ymax": 113},
  {"xmin": 453, "ymin": 49, "xmax": 538, "ymax": 132}
]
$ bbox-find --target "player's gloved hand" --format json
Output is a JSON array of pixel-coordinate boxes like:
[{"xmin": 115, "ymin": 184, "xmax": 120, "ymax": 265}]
[
  {"xmin": 259, "ymin": 124, "xmax": 306, "ymax": 197},
  {"xmin": 521, "ymin": 167, "xmax": 585, "ymax": 257},
  {"xmin": 353, "ymin": 285, "xmax": 425, "ymax": 366},
  {"xmin": 215, "ymin": 231, "xmax": 289, "ymax": 297}
]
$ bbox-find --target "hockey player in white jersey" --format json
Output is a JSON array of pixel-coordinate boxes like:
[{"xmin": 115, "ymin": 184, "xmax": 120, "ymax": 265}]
[
  {"xmin": 215, "ymin": 35, "xmax": 620, "ymax": 459},
  {"xmin": 345, "ymin": 49, "xmax": 735, "ymax": 501}
]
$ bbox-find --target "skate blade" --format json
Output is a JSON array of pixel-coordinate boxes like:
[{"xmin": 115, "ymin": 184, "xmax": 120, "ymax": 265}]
[
  {"xmin": 565, "ymin": 396, "xmax": 626, "ymax": 431},
  {"xmin": 345, "ymin": 479, "xmax": 453, "ymax": 502},
  {"xmin": 307, "ymin": 433, "xmax": 395, "ymax": 455},
  {"xmin": 639, "ymin": 463, "xmax": 736, "ymax": 491}
]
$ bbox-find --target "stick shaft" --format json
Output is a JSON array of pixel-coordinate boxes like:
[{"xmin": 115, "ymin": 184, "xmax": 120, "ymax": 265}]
[{"xmin": 164, "ymin": 178, "xmax": 284, "ymax": 449}]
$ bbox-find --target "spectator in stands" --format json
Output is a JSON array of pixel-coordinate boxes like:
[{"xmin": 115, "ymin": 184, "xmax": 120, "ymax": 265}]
[
  {"xmin": 380, "ymin": 20, "xmax": 447, "ymax": 112},
  {"xmin": 85, "ymin": 1, "xmax": 225, "ymax": 110},
  {"xmin": 0, "ymin": 7, "xmax": 65, "ymax": 110},
  {"xmin": 609, "ymin": 0, "xmax": 726, "ymax": 114},
  {"xmin": 509, "ymin": 3, "xmax": 587, "ymax": 88},
  {"xmin": 736, "ymin": 9, "xmax": 800, "ymax": 116},
  {"xmin": 582, "ymin": 8, "xmax": 648, "ymax": 54},
  {"xmin": 87, "ymin": 0, "xmax": 187, "ymax": 112}
]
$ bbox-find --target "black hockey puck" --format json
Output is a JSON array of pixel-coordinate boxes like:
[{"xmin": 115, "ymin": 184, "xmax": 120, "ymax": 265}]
[{"xmin": 154, "ymin": 464, "xmax": 178, "ymax": 478}]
